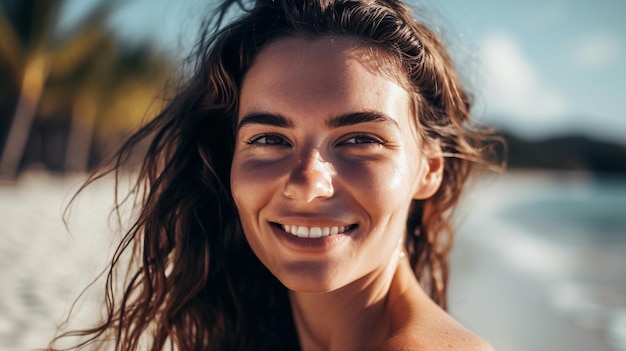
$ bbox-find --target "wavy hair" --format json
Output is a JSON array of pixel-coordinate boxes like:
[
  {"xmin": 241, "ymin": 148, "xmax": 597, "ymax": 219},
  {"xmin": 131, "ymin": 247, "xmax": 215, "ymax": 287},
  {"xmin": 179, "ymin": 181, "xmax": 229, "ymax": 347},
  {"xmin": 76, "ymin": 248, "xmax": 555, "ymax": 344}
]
[{"xmin": 49, "ymin": 0, "xmax": 504, "ymax": 350}]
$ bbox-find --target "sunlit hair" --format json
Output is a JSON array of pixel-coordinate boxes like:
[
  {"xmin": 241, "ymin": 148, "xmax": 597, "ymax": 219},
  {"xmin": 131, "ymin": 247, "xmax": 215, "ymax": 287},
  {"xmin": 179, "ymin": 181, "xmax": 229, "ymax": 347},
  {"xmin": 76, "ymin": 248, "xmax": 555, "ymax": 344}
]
[{"xmin": 49, "ymin": 0, "xmax": 504, "ymax": 350}]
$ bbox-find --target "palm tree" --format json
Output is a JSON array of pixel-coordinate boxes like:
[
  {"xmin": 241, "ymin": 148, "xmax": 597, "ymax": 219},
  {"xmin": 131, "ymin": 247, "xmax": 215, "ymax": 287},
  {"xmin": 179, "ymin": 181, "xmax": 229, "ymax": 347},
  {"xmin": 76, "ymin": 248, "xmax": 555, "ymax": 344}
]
[
  {"xmin": 0, "ymin": 0, "xmax": 54, "ymax": 178},
  {"xmin": 0, "ymin": 0, "xmax": 112, "ymax": 178},
  {"xmin": 88, "ymin": 43, "xmax": 172, "ymax": 166},
  {"xmin": 42, "ymin": 26, "xmax": 117, "ymax": 173},
  {"xmin": 53, "ymin": 40, "xmax": 173, "ymax": 173}
]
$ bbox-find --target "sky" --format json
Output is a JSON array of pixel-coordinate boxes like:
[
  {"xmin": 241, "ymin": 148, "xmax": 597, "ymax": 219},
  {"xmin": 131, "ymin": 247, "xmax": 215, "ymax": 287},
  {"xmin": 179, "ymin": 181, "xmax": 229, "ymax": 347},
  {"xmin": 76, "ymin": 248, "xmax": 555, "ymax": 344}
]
[{"xmin": 61, "ymin": 0, "xmax": 626, "ymax": 144}]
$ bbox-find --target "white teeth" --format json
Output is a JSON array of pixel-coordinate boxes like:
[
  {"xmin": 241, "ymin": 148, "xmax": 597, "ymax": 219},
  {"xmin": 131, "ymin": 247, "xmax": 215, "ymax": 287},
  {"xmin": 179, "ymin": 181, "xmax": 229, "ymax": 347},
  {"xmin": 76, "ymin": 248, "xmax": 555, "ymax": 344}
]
[
  {"xmin": 309, "ymin": 227, "xmax": 322, "ymax": 238},
  {"xmin": 280, "ymin": 224, "xmax": 350, "ymax": 238},
  {"xmin": 296, "ymin": 226, "xmax": 309, "ymax": 238}
]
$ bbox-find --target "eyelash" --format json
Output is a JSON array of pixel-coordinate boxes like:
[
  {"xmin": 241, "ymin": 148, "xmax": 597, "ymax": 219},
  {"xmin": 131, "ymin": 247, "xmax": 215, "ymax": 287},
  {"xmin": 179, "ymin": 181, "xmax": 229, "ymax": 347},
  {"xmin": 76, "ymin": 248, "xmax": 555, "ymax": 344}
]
[
  {"xmin": 340, "ymin": 133, "xmax": 386, "ymax": 145},
  {"xmin": 245, "ymin": 133, "xmax": 386, "ymax": 147},
  {"xmin": 246, "ymin": 134, "xmax": 290, "ymax": 146}
]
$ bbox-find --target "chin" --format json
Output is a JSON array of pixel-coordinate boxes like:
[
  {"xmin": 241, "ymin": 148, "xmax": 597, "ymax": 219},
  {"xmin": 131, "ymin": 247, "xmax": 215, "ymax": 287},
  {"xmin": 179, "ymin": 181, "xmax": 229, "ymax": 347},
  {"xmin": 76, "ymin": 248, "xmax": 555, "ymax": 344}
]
[{"xmin": 273, "ymin": 261, "xmax": 348, "ymax": 293}]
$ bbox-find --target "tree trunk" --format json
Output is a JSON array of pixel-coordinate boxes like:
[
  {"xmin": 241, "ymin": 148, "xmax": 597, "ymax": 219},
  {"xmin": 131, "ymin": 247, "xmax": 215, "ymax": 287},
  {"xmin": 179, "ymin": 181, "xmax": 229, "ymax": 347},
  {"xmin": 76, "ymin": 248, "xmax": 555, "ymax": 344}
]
[{"xmin": 0, "ymin": 55, "xmax": 48, "ymax": 179}]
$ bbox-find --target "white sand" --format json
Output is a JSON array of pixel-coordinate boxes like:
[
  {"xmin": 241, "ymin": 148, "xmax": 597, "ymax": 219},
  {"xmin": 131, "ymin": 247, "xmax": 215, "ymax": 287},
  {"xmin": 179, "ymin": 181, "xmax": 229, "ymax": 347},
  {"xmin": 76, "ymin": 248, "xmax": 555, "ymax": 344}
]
[{"xmin": 0, "ymin": 173, "xmax": 115, "ymax": 351}]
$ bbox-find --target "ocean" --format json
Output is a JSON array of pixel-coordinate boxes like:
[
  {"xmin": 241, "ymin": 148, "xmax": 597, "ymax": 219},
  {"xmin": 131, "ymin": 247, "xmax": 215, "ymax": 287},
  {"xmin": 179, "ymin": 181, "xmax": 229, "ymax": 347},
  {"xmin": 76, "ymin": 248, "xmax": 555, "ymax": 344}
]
[
  {"xmin": 0, "ymin": 171, "xmax": 624, "ymax": 350},
  {"xmin": 449, "ymin": 172, "xmax": 626, "ymax": 351}
]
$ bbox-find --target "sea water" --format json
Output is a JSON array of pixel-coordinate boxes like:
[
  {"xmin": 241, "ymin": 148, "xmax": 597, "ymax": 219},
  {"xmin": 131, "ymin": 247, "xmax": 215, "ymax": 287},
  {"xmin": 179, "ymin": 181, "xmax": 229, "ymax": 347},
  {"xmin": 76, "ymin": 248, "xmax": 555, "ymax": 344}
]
[
  {"xmin": 451, "ymin": 172, "xmax": 626, "ymax": 351},
  {"xmin": 502, "ymin": 174, "xmax": 626, "ymax": 351}
]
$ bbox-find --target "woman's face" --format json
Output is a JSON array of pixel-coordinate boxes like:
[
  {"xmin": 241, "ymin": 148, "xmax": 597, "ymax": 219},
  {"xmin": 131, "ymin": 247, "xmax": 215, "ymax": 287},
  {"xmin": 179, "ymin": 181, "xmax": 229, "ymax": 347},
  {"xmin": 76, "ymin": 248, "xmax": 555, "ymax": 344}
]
[{"xmin": 230, "ymin": 36, "xmax": 442, "ymax": 292}]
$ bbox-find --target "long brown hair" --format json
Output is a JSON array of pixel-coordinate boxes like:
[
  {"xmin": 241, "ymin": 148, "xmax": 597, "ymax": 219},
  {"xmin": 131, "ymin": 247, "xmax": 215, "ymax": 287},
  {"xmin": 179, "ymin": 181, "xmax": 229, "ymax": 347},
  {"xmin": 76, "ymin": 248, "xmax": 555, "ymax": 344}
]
[{"xmin": 49, "ymin": 0, "xmax": 504, "ymax": 350}]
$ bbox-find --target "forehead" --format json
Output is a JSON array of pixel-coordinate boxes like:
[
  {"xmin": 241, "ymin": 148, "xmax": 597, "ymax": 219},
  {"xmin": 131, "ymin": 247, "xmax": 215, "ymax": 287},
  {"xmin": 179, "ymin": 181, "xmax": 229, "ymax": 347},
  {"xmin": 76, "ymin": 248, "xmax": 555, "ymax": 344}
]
[{"xmin": 238, "ymin": 36, "xmax": 412, "ymax": 120}]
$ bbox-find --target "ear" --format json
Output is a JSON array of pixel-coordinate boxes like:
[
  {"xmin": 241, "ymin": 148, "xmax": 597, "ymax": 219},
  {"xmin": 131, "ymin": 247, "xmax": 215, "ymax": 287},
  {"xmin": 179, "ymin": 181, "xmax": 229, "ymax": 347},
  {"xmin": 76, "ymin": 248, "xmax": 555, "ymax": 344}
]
[{"xmin": 413, "ymin": 155, "xmax": 444, "ymax": 200}]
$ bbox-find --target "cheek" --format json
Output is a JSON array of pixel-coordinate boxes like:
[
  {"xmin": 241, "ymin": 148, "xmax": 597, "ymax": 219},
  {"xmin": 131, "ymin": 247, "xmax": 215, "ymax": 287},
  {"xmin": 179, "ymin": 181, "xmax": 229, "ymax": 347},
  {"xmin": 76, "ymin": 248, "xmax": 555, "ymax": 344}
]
[
  {"xmin": 230, "ymin": 158, "xmax": 285, "ymax": 212},
  {"xmin": 335, "ymin": 158, "xmax": 416, "ymax": 228},
  {"xmin": 230, "ymin": 159, "xmax": 274, "ymax": 261}
]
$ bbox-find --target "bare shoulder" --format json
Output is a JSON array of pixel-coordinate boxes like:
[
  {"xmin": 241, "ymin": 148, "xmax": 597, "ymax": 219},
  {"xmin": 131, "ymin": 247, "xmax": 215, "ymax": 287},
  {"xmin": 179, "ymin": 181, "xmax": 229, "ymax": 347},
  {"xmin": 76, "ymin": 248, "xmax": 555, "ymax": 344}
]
[
  {"xmin": 372, "ymin": 317, "xmax": 495, "ymax": 351},
  {"xmin": 416, "ymin": 309, "xmax": 494, "ymax": 351},
  {"xmin": 373, "ymin": 260, "xmax": 495, "ymax": 351}
]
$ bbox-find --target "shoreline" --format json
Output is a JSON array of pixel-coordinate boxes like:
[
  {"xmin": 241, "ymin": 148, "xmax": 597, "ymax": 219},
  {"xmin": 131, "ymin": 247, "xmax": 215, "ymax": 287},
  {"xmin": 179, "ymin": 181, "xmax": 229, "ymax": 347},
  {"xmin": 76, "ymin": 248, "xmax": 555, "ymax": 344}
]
[{"xmin": 449, "ymin": 171, "xmax": 625, "ymax": 351}]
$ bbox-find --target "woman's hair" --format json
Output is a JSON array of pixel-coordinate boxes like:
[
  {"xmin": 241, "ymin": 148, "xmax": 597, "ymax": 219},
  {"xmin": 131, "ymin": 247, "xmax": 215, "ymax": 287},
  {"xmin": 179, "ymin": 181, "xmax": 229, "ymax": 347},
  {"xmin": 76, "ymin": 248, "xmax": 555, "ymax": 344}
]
[{"xmin": 49, "ymin": 0, "xmax": 504, "ymax": 350}]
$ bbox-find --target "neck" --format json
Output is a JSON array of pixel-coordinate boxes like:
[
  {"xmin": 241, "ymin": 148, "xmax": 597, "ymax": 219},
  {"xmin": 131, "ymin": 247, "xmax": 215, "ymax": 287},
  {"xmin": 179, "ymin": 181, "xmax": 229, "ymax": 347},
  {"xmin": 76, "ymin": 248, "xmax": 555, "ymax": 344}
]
[{"xmin": 288, "ymin": 257, "xmax": 401, "ymax": 351}]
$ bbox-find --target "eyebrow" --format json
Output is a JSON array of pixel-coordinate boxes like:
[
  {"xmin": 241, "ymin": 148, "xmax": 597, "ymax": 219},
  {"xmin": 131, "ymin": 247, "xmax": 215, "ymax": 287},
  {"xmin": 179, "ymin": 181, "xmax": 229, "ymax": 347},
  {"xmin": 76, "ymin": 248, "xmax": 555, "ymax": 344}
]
[
  {"xmin": 327, "ymin": 111, "xmax": 399, "ymax": 129},
  {"xmin": 237, "ymin": 113, "xmax": 293, "ymax": 130},
  {"xmin": 237, "ymin": 110, "xmax": 399, "ymax": 130}
]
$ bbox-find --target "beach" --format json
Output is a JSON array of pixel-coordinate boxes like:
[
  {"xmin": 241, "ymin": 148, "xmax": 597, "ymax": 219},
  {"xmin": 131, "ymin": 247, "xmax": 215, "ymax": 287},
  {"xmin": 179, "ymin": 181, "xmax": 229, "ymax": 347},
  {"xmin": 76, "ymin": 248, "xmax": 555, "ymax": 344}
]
[
  {"xmin": 0, "ymin": 171, "xmax": 624, "ymax": 350},
  {"xmin": 450, "ymin": 172, "xmax": 626, "ymax": 351}
]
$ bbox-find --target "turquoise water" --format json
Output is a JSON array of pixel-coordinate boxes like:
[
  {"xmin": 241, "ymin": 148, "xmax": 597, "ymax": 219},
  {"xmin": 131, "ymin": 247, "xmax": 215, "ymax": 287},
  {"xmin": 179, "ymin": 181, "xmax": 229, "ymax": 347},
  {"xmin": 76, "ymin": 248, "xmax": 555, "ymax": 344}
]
[
  {"xmin": 457, "ymin": 173, "xmax": 626, "ymax": 351},
  {"xmin": 500, "ymin": 176, "xmax": 626, "ymax": 239}
]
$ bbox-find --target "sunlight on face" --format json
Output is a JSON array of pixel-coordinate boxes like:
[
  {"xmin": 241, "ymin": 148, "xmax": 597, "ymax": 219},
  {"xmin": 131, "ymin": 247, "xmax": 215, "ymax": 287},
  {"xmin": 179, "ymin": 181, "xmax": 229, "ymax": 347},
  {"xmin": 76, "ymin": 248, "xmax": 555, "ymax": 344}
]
[{"xmin": 230, "ymin": 36, "xmax": 440, "ymax": 292}]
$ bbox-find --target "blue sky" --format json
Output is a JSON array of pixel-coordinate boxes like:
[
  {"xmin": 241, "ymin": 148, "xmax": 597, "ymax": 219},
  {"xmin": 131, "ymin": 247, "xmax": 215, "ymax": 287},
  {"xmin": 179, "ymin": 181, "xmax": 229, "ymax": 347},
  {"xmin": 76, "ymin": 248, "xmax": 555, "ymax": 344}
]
[{"xmin": 62, "ymin": 0, "xmax": 626, "ymax": 144}]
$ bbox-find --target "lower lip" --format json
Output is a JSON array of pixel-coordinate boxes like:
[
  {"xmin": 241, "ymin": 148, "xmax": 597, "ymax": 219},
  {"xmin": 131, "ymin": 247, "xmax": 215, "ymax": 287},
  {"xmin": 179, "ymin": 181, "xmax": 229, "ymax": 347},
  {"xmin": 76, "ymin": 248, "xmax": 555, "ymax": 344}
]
[{"xmin": 271, "ymin": 224, "xmax": 352, "ymax": 253}]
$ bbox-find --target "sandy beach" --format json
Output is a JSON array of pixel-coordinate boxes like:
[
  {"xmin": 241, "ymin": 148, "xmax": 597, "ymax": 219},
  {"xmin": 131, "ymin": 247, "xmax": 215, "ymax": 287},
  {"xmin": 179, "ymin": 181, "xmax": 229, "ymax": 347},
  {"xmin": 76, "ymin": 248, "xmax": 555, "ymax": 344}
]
[{"xmin": 0, "ymin": 171, "xmax": 623, "ymax": 350}]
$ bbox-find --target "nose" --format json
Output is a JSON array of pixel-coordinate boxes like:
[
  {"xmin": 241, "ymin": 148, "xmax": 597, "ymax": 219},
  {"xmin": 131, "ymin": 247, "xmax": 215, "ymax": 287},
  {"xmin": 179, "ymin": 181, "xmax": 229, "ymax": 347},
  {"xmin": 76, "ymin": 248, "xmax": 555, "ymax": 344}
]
[{"xmin": 283, "ymin": 150, "xmax": 334, "ymax": 202}]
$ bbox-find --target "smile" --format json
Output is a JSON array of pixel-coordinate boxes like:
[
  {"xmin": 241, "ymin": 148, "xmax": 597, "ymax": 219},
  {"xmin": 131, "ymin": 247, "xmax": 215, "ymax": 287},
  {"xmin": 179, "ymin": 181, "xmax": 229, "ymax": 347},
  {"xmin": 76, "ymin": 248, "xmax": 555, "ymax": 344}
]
[{"xmin": 277, "ymin": 223, "xmax": 356, "ymax": 238}]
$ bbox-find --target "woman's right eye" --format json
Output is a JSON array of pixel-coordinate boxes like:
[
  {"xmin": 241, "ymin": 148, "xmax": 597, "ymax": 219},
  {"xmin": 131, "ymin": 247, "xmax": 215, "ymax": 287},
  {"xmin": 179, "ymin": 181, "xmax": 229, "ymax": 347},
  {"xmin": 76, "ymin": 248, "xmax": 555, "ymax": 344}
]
[{"xmin": 246, "ymin": 134, "xmax": 290, "ymax": 146}]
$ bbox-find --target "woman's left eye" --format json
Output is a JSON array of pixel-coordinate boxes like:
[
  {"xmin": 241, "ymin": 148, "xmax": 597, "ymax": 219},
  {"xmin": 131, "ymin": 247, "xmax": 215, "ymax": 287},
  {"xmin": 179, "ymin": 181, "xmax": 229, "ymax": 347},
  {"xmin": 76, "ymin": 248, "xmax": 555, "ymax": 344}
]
[
  {"xmin": 341, "ymin": 134, "xmax": 385, "ymax": 145},
  {"xmin": 246, "ymin": 134, "xmax": 290, "ymax": 146}
]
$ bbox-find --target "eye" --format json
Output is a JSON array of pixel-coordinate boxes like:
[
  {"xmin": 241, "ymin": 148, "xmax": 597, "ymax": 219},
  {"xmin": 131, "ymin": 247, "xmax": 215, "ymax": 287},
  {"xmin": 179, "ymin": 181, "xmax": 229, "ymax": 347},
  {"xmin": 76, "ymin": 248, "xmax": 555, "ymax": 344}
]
[
  {"xmin": 340, "ymin": 133, "xmax": 386, "ymax": 145},
  {"xmin": 246, "ymin": 134, "xmax": 291, "ymax": 146}
]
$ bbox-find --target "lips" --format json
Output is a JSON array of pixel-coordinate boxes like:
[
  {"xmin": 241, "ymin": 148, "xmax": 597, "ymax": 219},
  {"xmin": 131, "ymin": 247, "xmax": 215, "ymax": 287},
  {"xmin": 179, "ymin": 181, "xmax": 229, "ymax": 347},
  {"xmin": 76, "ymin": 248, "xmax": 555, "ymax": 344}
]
[{"xmin": 275, "ymin": 223, "xmax": 356, "ymax": 238}]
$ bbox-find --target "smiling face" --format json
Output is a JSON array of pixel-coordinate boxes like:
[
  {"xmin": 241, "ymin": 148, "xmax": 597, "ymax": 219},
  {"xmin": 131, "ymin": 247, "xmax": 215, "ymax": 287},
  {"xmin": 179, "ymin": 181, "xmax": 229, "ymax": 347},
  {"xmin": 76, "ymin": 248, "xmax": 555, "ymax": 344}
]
[{"xmin": 230, "ymin": 36, "xmax": 443, "ymax": 292}]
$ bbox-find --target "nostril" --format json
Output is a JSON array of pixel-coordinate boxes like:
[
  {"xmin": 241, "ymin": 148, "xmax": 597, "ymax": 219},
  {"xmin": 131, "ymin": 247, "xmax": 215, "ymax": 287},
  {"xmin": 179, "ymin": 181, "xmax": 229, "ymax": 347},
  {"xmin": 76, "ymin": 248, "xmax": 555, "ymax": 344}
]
[
  {"xmin": 283, "ymin": 175, "xmax": 334, "ymax": 202},
  {"xmin": 283, "ymin": 155, "xmax": 334, "ymax": 202}
]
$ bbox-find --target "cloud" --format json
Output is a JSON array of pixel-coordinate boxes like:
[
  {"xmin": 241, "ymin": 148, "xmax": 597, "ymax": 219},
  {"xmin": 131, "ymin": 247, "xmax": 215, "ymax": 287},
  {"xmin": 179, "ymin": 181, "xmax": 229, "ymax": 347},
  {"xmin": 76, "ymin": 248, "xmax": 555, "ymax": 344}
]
[
  {"xmin": 478, "ymin": 32, "xmax": 567, "ymax": 131},
  {"xmin": 569, "ymin": 33, "xmax": 620, "ymax": 71}
]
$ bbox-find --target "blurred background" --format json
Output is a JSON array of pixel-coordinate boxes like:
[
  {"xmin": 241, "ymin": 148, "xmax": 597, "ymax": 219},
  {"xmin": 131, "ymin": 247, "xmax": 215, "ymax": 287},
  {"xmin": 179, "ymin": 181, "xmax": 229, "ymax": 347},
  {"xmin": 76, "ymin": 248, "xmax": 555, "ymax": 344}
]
[{"xmin": 0, "ymin": 0, "xmax": 624, "ymax": 350}]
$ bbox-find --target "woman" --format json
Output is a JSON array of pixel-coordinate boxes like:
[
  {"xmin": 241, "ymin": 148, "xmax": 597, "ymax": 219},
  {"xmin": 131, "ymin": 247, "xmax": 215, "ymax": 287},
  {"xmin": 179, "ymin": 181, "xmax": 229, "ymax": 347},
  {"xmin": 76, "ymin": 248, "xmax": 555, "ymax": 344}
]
[{"xmin": 50, "ymin": 0, "xmax": 503, "ymax": 350}]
